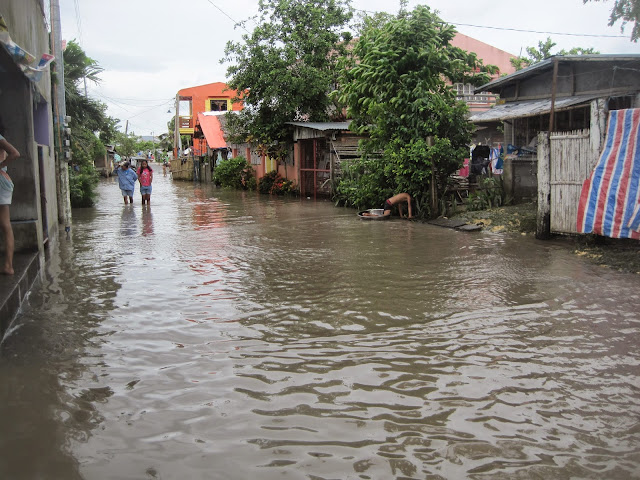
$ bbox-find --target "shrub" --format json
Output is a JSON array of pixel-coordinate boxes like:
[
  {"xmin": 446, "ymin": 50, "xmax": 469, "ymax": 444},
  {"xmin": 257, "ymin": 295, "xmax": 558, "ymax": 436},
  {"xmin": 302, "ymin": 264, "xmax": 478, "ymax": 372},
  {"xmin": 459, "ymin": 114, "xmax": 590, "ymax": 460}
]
[
  {"xmin": 68, "ymin": 134, "xmax": 100, "ymax": 207},
  {"xmin": 259, "ymin": 170, "xmax": 297, "ymax": 195},
  {"xmin": 466, "ymin": 177, "xmax": 507, "ymax": 211},
  {"xmin": 333, "ymin": 157, "xmax": 393, "ymax": 209},
  {"xmin": 259, "ymin": 170, "xmax": 278, "ymax": 194},
  {"xmin": 213, "ymin": 156, "xmax": 253, "ymax": 189},
  {"xmin": 69, "ymin": 165, "xmax": 99, "ymax": 207}
]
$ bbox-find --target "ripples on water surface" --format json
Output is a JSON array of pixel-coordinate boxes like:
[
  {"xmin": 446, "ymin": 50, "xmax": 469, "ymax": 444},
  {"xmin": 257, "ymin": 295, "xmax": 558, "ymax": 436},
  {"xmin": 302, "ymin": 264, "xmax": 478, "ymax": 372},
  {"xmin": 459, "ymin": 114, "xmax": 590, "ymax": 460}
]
[{"xmin": 1, "ymin": 172, "xmax": 640, "ymax": 479}]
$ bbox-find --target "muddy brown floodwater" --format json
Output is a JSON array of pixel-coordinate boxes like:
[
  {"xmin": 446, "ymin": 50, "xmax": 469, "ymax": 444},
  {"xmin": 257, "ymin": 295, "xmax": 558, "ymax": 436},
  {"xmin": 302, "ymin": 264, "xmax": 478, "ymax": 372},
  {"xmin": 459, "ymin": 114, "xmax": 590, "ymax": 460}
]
[{"xmin": 1, "ymin": 169, "xmax": 640, "ymax": 479}]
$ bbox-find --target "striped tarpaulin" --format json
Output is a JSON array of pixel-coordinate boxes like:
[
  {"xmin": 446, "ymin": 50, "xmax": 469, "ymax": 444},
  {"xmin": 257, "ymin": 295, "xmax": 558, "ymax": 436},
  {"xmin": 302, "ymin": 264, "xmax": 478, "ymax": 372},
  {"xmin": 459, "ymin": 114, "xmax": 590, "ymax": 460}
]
[{"xmin": 576, "ymin": 108, "xmax": 640, "ymax": 239}]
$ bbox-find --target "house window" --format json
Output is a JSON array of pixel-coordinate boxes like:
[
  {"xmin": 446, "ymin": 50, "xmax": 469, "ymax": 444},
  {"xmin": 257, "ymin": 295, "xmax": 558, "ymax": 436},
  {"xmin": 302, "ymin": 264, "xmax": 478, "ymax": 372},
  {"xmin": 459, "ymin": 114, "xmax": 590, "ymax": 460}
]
[
  {"xmin": 454, "ymin": 83, "xmax": 494, "ymax": 104},
  {"xmin": 454, "ymin": 83, "xmax": 474, "ymax": 100},
  {"xmin": 209, "ymin": 100, "xmax": 228, "ymax": 111}
]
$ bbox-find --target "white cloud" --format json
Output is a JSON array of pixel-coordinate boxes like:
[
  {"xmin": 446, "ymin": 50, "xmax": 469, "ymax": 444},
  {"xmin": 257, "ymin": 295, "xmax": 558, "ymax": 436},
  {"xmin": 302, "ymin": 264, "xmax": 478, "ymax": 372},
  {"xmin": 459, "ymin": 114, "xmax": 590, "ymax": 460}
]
[{"xmin": 60, "ymin": 0, "xmax": 639, "ymax": 136}]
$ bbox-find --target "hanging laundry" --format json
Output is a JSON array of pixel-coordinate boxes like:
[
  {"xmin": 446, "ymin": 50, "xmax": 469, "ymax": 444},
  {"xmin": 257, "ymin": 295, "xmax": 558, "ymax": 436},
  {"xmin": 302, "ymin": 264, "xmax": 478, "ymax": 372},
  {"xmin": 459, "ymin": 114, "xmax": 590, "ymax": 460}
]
[
  {"xmin": 491, "ymin": 146, "xmax": 503, "ymax": 175},
  {"xmin": 458, "ymin": 158, "xmax": 470, "ymax": 178}
]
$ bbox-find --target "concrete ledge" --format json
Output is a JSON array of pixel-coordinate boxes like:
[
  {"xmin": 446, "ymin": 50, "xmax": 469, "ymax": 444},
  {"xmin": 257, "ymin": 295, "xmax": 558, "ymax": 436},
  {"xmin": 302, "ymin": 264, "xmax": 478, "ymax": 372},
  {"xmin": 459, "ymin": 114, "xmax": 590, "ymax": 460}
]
[
  {"xmin": 0, "ymin": 251, "xmax": 40, "ymax": 338},
  {"xmin": 12, "ymin": 219, "xmax": 40, "ymax": 252}
]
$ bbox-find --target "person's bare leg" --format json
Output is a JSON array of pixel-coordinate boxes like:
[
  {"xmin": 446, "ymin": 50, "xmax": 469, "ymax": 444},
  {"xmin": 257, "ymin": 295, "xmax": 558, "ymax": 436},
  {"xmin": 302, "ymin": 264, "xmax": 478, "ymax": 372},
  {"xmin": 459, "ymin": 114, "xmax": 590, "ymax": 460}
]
[{"xmin": 0, "ymin": 205, "xmax": 14, "ymax": 275}]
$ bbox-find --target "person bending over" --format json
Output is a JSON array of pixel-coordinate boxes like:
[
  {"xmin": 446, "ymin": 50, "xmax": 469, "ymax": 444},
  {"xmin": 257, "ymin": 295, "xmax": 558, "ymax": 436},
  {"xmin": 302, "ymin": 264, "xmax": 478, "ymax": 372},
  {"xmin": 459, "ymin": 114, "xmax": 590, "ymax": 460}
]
[{"xmin": 383, "ymin": 193, "xmax": 413, "ymax": 218}]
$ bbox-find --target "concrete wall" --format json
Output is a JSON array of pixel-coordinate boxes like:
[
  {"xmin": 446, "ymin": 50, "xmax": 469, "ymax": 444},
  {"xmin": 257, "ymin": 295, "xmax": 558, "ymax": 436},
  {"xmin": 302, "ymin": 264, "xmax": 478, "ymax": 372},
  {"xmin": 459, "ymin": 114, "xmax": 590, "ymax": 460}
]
[
  {"xmin": 451, "ymin": 33, "xmax": 516, "ymax": 76},
  {"xmin": 0, "ymin": 0, "xmax": 58, "ymax": 253}
]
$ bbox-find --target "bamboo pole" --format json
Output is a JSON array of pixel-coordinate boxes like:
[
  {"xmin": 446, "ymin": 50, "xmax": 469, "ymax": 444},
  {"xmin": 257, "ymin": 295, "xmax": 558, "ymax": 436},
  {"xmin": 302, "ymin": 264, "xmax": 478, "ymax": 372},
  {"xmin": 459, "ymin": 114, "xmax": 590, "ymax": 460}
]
[{"xmin": 536, "ymin": 132, "xmax": 551, "ymax": 239}]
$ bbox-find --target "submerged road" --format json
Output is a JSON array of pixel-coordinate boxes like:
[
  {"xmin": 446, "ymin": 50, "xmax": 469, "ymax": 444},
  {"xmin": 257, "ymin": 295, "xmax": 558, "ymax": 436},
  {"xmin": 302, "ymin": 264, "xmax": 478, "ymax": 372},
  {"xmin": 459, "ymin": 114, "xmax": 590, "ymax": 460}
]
[{"xmin": 1, "ymin": 168, "xmax": 640, "ymax": 479}]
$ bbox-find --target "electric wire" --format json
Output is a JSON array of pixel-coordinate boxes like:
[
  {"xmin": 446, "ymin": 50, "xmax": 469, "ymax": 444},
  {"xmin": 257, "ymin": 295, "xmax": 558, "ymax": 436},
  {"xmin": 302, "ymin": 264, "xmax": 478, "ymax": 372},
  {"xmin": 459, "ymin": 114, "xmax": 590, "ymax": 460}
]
[
  {"xmin": 450, "ymin": 22, "xmax": 628, "ymax": 39},
  {"xmin": 73, "ymin": 0, "xmax": 83, "ymax": 45},
  {"xmin": 203, "ymin": 0, "xmax": 251, "ymax": 33},
  {"xmin": 353, "ymin": 8, "xmax": 628, "ymax": 39}
]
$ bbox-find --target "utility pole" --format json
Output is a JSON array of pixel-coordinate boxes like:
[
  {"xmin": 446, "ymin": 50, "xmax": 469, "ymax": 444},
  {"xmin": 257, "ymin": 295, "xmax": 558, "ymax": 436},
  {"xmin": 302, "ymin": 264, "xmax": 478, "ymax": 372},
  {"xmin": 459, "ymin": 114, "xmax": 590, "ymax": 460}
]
[
  {"xmin": 50, "ymin": 0, "xmax": 72, "ymax": 230},
  {"xmin": 175, "ymin": 94, "xmax": 181, "ymax": 157}
]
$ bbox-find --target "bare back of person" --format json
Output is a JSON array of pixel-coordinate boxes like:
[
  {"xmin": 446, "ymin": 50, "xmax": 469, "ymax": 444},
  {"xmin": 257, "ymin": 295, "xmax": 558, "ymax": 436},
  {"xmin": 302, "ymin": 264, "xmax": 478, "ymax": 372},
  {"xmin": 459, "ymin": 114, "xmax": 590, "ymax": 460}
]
[{"xmin": 383, "ymin": 193, "xmax": 413, "ymax": 218}]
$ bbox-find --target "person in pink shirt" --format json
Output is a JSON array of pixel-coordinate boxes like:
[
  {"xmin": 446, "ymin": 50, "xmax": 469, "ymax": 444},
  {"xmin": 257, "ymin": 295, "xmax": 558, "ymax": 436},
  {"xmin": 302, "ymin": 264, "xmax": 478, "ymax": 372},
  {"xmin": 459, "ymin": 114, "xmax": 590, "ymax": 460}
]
[{"xmin": 137, "ymin": 159, "xmax": 153, "ymax": 206}]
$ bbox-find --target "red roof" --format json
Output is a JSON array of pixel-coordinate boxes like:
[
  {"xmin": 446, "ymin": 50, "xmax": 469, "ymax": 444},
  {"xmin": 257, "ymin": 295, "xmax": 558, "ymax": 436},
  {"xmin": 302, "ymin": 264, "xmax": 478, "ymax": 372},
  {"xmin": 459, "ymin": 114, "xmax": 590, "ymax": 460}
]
[{"xmin": 197, "ymin": 113, "xmax": 227, "ymax": 149}]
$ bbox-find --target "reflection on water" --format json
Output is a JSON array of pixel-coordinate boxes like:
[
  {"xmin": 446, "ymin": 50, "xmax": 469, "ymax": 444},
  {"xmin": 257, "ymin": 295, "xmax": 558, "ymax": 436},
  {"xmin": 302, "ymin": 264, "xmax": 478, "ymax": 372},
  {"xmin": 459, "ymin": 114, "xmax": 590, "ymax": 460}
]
[
  {"xmin": 141, "ymin": 207, "xmax": 154, "ymax": 237},
  {"xmin": 1, "ymin": 170, "xmax": 640, "ymax": 479}
]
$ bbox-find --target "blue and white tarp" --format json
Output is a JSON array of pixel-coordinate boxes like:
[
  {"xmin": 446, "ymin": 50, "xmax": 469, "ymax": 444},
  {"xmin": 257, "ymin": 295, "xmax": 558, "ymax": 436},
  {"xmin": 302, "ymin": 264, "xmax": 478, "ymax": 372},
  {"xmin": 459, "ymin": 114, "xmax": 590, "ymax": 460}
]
[{"xmin": 576, "ymin": 108, "xmax": 640, "ymax": 239}]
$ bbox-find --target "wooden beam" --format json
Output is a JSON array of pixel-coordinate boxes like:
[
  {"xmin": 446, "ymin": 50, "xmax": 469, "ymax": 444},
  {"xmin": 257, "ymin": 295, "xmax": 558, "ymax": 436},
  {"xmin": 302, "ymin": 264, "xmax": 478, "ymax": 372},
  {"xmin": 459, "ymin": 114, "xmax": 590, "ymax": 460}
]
[
  {"xmin": 536, "ymin": 131, "xmax": 551, "ymax": 239},
  {"xmin": 548, "ymin": 58, "xmax": 559, "ymax": 133}
]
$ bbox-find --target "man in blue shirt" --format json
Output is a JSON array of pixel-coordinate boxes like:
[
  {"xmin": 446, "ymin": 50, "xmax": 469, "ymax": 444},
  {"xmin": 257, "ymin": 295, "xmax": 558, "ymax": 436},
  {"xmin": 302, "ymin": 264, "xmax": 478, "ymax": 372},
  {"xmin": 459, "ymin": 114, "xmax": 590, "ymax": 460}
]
[{"xmin": 115, "ymin": 161, "xmax": 138, "ymax": 204}]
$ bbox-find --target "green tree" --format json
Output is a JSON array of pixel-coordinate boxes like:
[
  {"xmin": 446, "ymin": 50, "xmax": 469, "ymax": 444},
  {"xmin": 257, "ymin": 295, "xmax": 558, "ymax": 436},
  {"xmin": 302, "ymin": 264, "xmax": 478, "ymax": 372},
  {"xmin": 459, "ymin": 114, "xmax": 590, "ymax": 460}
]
[
  {"xmin": 213, "ymin": 156, "xmax": 255, "ymax": 189},
  {"xmin": 63, "ymin": 40, "xmax": 118, "ymax": 143},
  {"xmin": 510, "ymin": 37, "xmax": 599, "ymax": 70},
  {"xmin": 335, "ymin": 5, "xmax": 497, "ymax": 217},
  {"xmin": 223, "ymin": 0, "xmax": 353, "ymax": 160},
  {"xmin": 61, "ymin": 40, "xmax": 117, "ymax": 207},
  {"xmin": 585, "ymin": 0, "xmax": 639, "ymax": 41},
  {"xmin": 114, "ymin": 131, "xmax": 139, "ymax": 158},
  {"xmin": 135, "ymin": 139, "xmax": 154, "ymax": 154},
  {"xmin": 158, "ymin": 117, "xmax": 175, "ymax": 154}
]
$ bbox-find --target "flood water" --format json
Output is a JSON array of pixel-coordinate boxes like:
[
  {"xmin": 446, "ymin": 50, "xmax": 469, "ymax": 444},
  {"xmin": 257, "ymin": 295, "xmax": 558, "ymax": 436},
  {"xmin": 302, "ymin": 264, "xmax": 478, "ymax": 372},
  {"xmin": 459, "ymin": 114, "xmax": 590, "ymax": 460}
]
[{"xmin": 1, "ymin": 168, "xmax": 640, "ymax": 479}]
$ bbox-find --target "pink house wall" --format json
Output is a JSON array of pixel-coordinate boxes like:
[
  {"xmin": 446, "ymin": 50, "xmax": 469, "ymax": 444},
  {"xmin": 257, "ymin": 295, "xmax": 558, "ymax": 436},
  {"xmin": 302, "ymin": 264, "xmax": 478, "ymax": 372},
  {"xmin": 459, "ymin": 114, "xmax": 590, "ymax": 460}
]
[{"xmin": 451, "ymin": 33, "xmax": 516, "ymax": 76}]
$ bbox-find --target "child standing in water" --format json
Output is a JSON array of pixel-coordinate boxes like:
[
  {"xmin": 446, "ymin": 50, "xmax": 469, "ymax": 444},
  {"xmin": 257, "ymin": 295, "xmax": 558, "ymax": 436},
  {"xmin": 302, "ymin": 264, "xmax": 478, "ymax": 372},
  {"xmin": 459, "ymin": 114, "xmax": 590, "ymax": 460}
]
[{"xmin": 137, "ymin": 159, "xmax": 153, "ymax": 205}]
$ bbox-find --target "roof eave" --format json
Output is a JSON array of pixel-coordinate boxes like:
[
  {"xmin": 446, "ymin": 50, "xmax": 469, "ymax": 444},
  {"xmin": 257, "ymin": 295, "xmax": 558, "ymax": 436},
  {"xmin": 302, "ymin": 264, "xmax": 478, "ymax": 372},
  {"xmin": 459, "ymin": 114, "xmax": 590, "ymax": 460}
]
[{"xmin": 474, "ymin": 54, "xmax": 640, "ymax": 94}]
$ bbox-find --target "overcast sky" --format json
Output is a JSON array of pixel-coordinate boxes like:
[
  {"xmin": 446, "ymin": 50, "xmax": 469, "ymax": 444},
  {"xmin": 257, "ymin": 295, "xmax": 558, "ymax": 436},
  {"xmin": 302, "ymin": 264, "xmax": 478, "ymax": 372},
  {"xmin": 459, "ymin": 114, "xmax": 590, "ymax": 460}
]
[{"xmin": 58, "ymin": 0, "xmax": 639, "ymax": 138}]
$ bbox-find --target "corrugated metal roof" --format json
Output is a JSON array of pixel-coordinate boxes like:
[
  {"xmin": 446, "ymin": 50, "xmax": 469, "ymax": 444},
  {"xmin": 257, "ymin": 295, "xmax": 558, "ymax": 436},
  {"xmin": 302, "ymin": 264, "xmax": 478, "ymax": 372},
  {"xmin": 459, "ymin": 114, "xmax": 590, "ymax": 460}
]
[
  {"xmin": 475, "ymin": 54, "xmax": 640, "ymax": 93},
  {"xmin": 197, "ymin": 113, "xmax": 227, "ymax": 149},
  {"xmin": 286, "ymin": 121, "xmax": 351, "ymax": 131},
  {"xmin": 469, "ymin": 94, "xmax": 600, "ymax": 123}
]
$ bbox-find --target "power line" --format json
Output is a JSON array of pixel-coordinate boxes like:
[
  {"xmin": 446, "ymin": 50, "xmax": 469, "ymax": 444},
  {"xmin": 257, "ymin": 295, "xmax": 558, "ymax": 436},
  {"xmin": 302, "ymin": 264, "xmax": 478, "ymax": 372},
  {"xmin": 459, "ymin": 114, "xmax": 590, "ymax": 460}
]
[
  {"xmin": 94, "ymin": 92, "xmax": 174, "ymax": 107},
  {"xmin": 450, "ymin": 22, "xmax": 628, "ymax": 39},
  {"xmin": 352, "ymin": 8, "xmax": 628, "ymax": 39},
  {"xmin": 73, "ymin": 0, "xmax": 83, "ymax": 45},
  {"xmin": 91, "ymin": 91, "xmax": 132, "ymax": 113},
  {"xmin": 203, "ymin": 0, "xmax": 251, "ymax": 33},
  {"xmin": 127, "ymin": 99, "xmax": 175, "ymax": 120}
]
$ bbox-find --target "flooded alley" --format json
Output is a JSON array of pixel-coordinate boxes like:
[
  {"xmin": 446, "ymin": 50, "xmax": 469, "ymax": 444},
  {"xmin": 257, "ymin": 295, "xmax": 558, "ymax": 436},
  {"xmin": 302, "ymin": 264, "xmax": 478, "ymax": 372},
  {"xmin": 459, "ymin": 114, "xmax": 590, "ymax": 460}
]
[{"xmin": 1, "ymin": 170, "xmax": 640, "ymax": 479}]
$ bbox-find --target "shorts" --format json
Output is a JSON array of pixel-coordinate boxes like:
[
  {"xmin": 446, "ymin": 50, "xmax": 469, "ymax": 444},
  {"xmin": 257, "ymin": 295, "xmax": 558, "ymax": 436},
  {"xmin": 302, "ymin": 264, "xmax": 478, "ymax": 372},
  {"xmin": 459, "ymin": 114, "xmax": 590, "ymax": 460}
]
[
  {"xmin": 0, "ymin": 170, "xmax": 14, "ymax": 205},
  {"xmin": 140, "ymin": 185, "xmax": 152, "ymax": 195},
  {"xmin": 121, "ymin": 189, "xmax": 134, "ymax": 197},
  {"xmin": 382, "ymin": 199, "xmax": 392, "ymax": 211}
]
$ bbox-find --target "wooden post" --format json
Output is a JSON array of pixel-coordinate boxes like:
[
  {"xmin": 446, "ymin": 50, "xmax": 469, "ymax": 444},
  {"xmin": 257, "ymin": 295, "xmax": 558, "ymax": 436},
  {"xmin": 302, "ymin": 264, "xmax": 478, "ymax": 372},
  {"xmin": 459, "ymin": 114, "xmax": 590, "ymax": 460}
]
[
  {"xmin": 589, "ymin": 98, "xmax": 606, "ymax": 168},
  {"xmin": 537, "ymin": 57, "xmax": 559, "ymax": 239},
  {"xmin": 548, "ymin": 58, "xmax": 559, "ymax": 133},
  {"xmin": 536, "ymin": 132, "xmax": 551, "ymax": 239},
  {"xmin": 427, "ymin": 136, "xmax": 436, "ymax": 216}
]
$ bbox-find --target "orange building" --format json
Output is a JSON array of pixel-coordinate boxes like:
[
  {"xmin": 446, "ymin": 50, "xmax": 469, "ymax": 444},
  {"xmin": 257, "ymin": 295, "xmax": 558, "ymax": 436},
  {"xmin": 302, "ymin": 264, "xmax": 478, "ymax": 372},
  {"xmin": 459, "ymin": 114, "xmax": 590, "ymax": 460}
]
[{"xmin": 174, "ymin": 82, "xmax": 243, "ymax": 157}]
